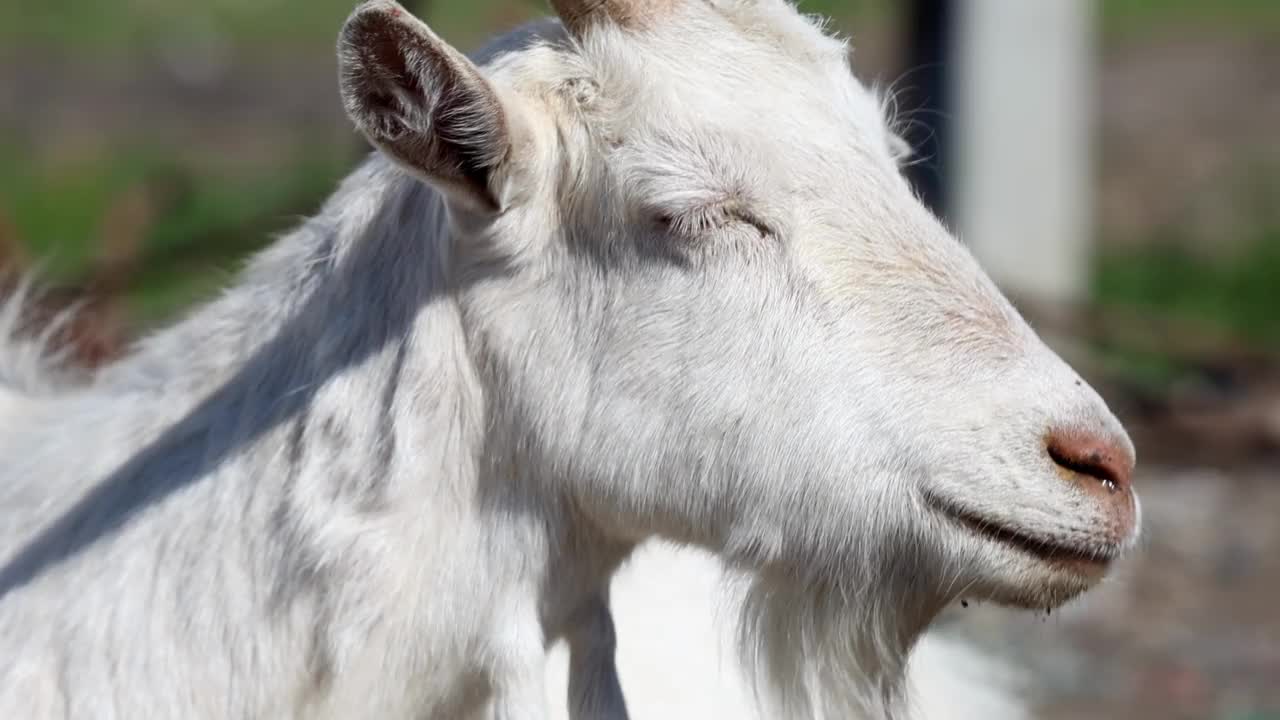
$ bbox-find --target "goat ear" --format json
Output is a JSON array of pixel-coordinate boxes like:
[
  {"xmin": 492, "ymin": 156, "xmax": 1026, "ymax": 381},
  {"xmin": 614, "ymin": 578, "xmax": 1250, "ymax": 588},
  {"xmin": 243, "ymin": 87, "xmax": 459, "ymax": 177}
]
[{"xmin": 339, "ymin": 0, "xmax": 514, "ymax": 212}]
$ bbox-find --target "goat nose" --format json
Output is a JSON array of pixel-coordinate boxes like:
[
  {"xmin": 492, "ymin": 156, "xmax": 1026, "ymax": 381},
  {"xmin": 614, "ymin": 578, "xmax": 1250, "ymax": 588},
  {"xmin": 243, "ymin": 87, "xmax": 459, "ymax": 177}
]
[{"xmin": 1046, "ymin": 428, "xmax": 1134, "ymax": 494}]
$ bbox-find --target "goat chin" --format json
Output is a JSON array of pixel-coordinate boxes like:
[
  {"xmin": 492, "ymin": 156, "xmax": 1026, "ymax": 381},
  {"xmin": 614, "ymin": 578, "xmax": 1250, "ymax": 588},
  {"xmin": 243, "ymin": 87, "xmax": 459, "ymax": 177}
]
[{"xmin": 545, "ymin": 540, "xmax": 1030, "ymax": 720}]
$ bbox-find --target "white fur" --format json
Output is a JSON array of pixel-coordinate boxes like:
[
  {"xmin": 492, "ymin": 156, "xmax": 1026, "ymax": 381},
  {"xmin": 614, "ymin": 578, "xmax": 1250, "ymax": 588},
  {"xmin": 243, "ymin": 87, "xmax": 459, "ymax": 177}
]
[
  {"xmin": 0, "ymin": 275, "xmax": 87, "ymax": 395},
  {"xmin": 0, "ymin": 276, "xmax": 90, "ymax": 435},
  {"xmin": 0, "ymin": 2, "xmax": 1137, "ymax": 718}
]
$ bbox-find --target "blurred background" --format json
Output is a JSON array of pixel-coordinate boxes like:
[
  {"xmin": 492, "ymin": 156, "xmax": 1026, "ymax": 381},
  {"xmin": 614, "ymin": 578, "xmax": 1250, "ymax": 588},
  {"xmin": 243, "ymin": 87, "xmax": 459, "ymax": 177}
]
[{"xmin": 1, "ymin": 0, "xmax": 1276, "ymax": 717}]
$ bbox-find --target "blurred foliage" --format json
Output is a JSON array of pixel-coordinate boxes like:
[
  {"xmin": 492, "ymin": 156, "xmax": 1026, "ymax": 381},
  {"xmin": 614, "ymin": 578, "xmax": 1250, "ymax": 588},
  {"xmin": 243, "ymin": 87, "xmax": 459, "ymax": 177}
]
[
  {"xmin": 0, "ymin": 141, "xmax": 351, "ymax": 324},
  {"xmin": 1105, "ymin": 0, "xmax": 1280, "ymax": 36},
  {"xmin": 1095, "ymin": 161, "xmax": 1280, "ymax": 352},
  {"xmin": 0, "ymin": 0, "xmax": 550, "ymax": 53},
  {"xmin": 1090, "ymin": 228, "xmax": 1280, "ymax": 392},
  {"xmin": 1096, "ymin": 227, "xmax": 1280, "ymax": 347}
]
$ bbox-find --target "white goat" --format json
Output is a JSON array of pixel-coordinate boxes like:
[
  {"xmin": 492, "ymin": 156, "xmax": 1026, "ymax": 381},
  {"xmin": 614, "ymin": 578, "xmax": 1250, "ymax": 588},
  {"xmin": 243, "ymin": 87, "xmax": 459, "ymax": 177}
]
[{"xmin": 0, "ymin": 1, "xmax": 1139, "ymax": 718}]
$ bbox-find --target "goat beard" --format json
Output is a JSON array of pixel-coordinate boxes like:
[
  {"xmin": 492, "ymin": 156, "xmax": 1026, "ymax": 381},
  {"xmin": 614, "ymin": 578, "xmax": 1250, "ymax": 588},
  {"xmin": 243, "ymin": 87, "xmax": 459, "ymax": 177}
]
[{"xmin": 731, "ymin": 547, "xmax": 949, "ymax": 720}]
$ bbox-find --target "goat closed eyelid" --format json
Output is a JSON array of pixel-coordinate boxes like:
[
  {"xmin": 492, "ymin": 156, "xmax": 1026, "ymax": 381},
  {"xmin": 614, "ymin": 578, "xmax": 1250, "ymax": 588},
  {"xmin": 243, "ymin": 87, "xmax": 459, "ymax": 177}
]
[{"xmin": 657, "ymin": 207, "xmax": 776, "ymax": 240}]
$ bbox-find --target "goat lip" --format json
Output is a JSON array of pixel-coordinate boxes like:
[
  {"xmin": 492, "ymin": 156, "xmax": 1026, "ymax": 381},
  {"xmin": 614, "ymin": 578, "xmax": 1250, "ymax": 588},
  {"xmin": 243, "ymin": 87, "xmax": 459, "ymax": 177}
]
[{"xmin": 927, "ymin": 497, "xmax": 1119, "ymax": 569}]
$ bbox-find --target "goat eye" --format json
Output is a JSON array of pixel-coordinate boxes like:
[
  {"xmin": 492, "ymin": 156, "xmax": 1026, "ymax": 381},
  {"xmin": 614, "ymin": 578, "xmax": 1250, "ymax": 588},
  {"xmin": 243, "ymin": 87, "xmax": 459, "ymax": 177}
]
[{"xmin": 652, "ymin": 207, "xmax": 773, "ymax": 240}]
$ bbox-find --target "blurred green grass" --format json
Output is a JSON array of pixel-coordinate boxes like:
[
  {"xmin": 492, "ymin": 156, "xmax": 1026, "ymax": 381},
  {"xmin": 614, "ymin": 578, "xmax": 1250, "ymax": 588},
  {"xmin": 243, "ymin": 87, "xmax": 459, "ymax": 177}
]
[
  {"xmin": 0, "ymin": 0, "xmax": 550, "ymax": 53},
  {"xmin": 0, "ymin": 141, "xmax": 351, "ymax": 325},
  {"xmin": 1095, "ymin": 230, "xmax": 1280, "ymax": 350},
  {"xmin": 1105, "ymin": 0, "xmax": 1280, "ymax": 36}
]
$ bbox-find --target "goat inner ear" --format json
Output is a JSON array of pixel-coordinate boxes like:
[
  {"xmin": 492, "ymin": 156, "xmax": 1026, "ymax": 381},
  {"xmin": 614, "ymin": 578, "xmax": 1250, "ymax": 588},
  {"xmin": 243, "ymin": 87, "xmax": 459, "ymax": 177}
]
[{"xmin": 338, "ymin": 0, "xmax": 514, "ymax": 213}]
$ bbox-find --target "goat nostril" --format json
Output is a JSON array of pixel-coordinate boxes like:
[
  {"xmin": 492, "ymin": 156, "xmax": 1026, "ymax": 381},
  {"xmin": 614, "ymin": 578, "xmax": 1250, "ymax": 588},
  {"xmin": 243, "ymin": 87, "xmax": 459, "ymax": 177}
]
[{"xmin": 1046, "ymin": 430, "xmax": 1133, "ymax": 492}]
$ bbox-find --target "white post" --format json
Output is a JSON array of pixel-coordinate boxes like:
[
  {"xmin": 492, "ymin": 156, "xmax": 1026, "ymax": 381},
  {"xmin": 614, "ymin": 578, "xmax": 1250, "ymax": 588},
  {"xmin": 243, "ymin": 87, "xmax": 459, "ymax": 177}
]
[{"xmin": 952, "ymin": 0, "xmax": 1097, "ymax": 306}]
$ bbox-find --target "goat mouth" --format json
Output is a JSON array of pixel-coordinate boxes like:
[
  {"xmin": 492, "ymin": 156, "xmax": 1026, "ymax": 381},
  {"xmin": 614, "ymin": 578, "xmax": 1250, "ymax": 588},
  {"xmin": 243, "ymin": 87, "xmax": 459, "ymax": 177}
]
[{"xmin": 927, "ymin": 497, "xmax": 1119, "ymax": 569}]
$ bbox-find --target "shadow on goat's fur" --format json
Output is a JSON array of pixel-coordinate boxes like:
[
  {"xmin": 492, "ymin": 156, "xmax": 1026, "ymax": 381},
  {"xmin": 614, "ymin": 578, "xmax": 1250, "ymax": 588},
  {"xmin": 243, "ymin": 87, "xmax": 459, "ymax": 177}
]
[{"xmin": 0, "ymin": 163, "xmax": 450, "ymax": 599}]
